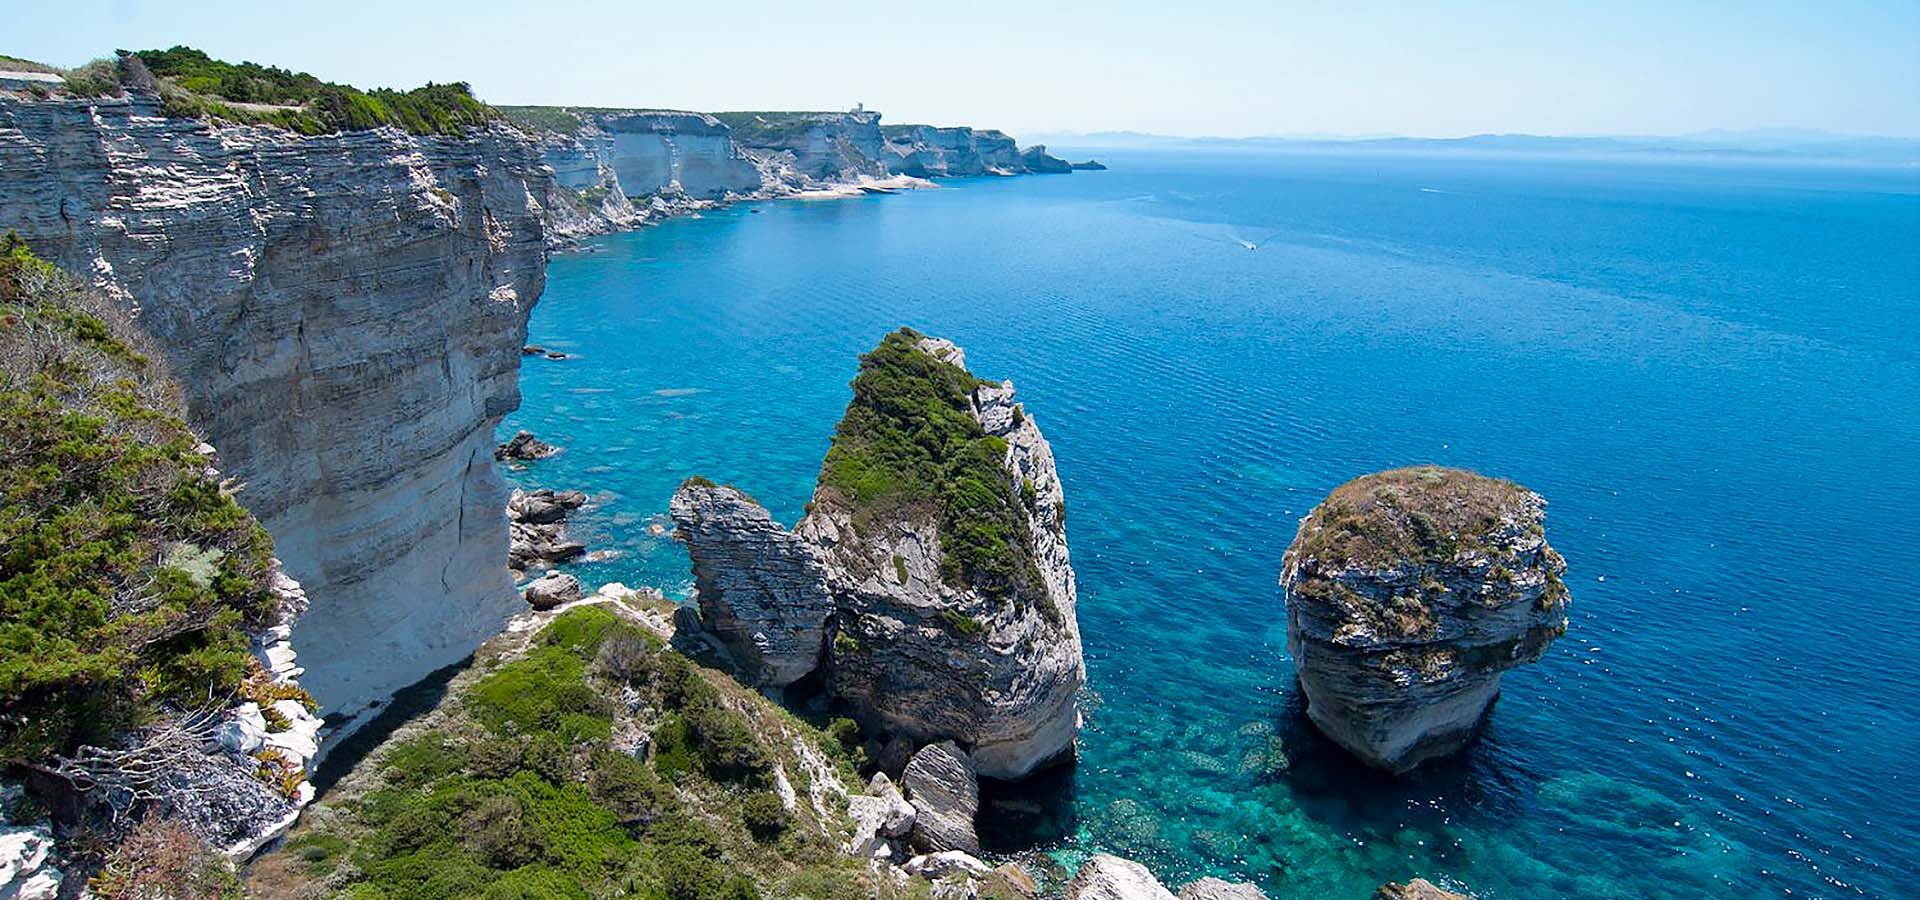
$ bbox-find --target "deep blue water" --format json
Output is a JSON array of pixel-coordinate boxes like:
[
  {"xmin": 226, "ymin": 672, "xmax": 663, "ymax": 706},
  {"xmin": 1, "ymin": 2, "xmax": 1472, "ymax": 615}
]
[{"xmin": 501, "ymin": 149, "xmax": 1920, "ymax": 899}]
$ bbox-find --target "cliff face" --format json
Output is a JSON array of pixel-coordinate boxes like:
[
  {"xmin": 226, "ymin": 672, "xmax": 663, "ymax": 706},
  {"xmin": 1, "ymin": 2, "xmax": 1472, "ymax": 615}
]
[
  {"xmin": 881, "ymin": 125, "xmax": 1025, "ymax": 177},
  {"xmin": 720, "ymin": 110, "xmax": 890, "ymax": 184},
  {"xmin": 535, "ymin": 110, "xmax": 764, "ymax": 200},
  {"xmin": 1281, "ymin": 467, "xmax": 1570, "ymax": 773},
  {"xmin": 670, "ymin": 331, "xmax": 1084, "ymax": 780},
  {"xmin": 0, "ymin": 90, "xmax": 552, "ymax": 739}
]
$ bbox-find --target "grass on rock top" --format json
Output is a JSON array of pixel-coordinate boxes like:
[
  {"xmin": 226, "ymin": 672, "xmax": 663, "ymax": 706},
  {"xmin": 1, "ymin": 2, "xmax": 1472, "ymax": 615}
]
[
  {"xmin": 817, "ymin": 328, "xmax": 1047, "ymax": 608},
  {"xmin": 1292, "ymin": 466, "xmax": 1535, "ymax": 570},
  {"xmin": 0, "ymin": 234, "xmax": 279, "ymax": 763}
]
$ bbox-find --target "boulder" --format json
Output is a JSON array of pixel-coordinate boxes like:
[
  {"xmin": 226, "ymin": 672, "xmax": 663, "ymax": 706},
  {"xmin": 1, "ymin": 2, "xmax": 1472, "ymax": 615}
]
[
  {"xmin": 669, "ymin": 479, "xmax": 834, "ymax": 687},
  {"xmin": 986, "ymin": 864, "xmax": 1040, "ymax": 900},
  {"xmin": 846, "ymin": 795, "xmax": 896, "ymax": 860},
  {"xmin": 1373, "ymin": 880, "xmax": 1474, "ymax": 900},
  {"xmin": 870, "ymin": 772, "xmax": 918, "ymax": 836},
  {"xmin": 903, "ymin": 850, "xmax": 994, "ymax": 880},
  {"xmin": 523, "ymin": 571, "xmax": 583, "ymax": 610},
  {"xmin": 1281, "ymin": 466, "xmax": 1571, "ymax": 773},
  {"xmin": 1177, "ymin": 878, "xmax": 1267, "ymax": 900},
  {"xmin": 902, "ymin": 742, "xmax": 980, "ymax": 854},
  {"xmin": 496, "ymin": 429, "xmax": 560, "ymax": 461},
  {"xmin": 1066, "ymin": 855, "xmax": 1177, "ymax": 900}
]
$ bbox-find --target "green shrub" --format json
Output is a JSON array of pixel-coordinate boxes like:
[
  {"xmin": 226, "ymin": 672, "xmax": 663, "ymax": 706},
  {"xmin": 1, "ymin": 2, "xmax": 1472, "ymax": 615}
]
[
  {"xmin": 0, "ymin": 236, "xmax": 278, "ymax": 764},
  {"xmin": 538, "ymin": 604, "xmax": 620, "ymax": 655},
  {"xmin": 937, "ymin": 608, "xmax": 985, "ymax": 637},
  {"xmin": 739, "ymin": 791, "xmax": 787, "ymax": 841},
  {"xmin": 466, "ymin": 646, "xmax": 613, "ymax": 744},
  {"xmin": 816, "ymin": 329, "xmax": 1046, "ymax": 606},
  {"xmin": 132, "ymin": 46, "xmax": 499, "ymax": 136},
  {"xmin": 383, "ymin": 731, "xmax": 465, "ymax": 788}
]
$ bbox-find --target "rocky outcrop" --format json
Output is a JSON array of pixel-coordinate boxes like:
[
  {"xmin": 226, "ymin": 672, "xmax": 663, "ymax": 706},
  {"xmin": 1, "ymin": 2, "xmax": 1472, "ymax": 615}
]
[
  {"xmin": 1281, "ymin": 466, "xmax": 1571, "ymax": 773},
  {"xmin": 1373, "ymin": 879, "xmax": 1474, "ymax": 900},
  {"xmin": 507, "ymin": 488, "xmax": 588, "ymax": 577},
  {"xmin": 0, "ymin": 88, "xmax": 551, "ymax": 741},
  {"xmin": 522, "ymin": 571, "xmax": 584, "ymax": 610},
  {"xmin": 670, "ymin": 480, "xmax": 833, "ymax": 688},
  {"xmin": 1067, "ymin": 855, "xmax": 1179, "ymax": 900},
  {"xmin": 671, "ymin": 331, "xmax": 1084, "ymax": 780},
  {"xmin": 846, "ymin": 772, "xmax": 917, "ymax": 861},
  {"xmin": 496, "ymin": 429, "xmax": 560, "ymax": 461},
  {"xmin": 1070, "ymin": 160, "xmax": 1108, "ymax": 171},
  {"xmin": 1018, "ymin": 145, "xmax": 1074, "ymax": 173},
  {"xmin": 818, "ymin": 335, "xmax": 1083, "ymax": 779},
  {"xmin": 901, "ymin": 742, "xmax": 980, "ymax": 854},
  {"xmin": 882, "ymin": 125, "xmax": 1024, "ymax": 177}
]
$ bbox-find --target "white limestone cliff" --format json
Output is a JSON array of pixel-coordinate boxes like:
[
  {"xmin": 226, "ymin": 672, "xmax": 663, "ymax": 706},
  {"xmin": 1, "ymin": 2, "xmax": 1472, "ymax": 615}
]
[{"xmin": 0, "ymin": 89, "xmax": 552, "ymax": 742}]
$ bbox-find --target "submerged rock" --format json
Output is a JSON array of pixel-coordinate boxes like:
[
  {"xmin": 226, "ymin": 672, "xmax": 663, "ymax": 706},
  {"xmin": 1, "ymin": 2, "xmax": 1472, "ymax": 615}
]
[
  {"xmin": 1373, "ymin": 879, "xmax": 1474, "ymax": 900},
  {"xmin": 902, "ymin": 741, "xmax": 981, "ymax": 854},
  {"xmin": 1281, "ymin": 466, "xmax": 1570, "ymax": 773},
  {"xmin": 669, "ymin": 480, "xmax": 833, "ymax": 688},
  {"xmin": 496, "ymin": 429, "xmax": 561, "ymax": 461},
  {"xmin": 1066, "ymin": 855, "xmax": 1178, "ymax": 900}
]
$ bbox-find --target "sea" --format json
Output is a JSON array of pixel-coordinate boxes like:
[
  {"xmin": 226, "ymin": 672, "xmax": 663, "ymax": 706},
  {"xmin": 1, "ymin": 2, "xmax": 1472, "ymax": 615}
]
[{"xmin": 499, "ymin": 147, "xmax": 1920, "ymax": 899}]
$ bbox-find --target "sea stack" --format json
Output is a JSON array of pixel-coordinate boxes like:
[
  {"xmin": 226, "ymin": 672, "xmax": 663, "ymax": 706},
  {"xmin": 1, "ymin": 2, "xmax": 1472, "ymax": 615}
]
[
  {"xmin": 669, "ymin": 328, "xmax": 1084, "ymax": 779},
  {"xmin": 1281, "ymin": 466, "xmax": 1570, "ymax": 773}
]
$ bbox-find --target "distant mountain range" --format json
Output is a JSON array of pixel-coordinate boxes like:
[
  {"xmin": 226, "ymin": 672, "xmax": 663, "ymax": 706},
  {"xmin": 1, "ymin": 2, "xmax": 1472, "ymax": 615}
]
[{"xmin": 1023, "ymin": 128, "xmax": 1920, "ymax": 164}]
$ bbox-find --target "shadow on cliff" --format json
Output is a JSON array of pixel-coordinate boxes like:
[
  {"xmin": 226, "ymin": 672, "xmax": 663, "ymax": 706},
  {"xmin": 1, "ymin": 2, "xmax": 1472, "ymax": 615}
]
[
  {"xmin": 1265, "ymin": 683, "xmax": 1544, "ymax": 835},
  {"xmin": 309, "ymin": 656, "xmax": 472, "ymax": 799}
]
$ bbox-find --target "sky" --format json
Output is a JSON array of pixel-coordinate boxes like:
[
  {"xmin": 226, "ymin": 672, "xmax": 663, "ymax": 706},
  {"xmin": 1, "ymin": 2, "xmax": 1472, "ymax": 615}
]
[{"xmin": 5, "ymin": 0, "xmax": 1918, "ymax": 139}]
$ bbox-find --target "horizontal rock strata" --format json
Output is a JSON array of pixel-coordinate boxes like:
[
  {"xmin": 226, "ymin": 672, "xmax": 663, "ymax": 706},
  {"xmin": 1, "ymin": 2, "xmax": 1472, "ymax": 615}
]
[
  {"xmin": 0, "ymin": 88, "xmax": 551, "ymax": 742},
  {"xmin": 1282, "ymin": 466, "xmax": 1571, "ymax": 773}
]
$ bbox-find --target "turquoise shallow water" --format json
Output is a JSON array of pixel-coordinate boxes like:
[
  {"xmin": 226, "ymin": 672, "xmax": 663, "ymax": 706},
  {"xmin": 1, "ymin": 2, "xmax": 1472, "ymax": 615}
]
[{"xmin": 501, "ymin": 150, "xmax": 1920, "ymax": 899}]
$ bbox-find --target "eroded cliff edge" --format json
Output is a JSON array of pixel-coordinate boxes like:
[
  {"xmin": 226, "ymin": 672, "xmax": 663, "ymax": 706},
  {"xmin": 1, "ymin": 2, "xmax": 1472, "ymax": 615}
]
[{"xmin": 0, "ymin": 87, "xmax": 554, "ymax": 738}]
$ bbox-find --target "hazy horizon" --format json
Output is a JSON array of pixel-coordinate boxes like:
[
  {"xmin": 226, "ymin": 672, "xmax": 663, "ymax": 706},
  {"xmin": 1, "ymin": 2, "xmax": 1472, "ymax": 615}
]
[{"xmin": 6, "ymin": 0, "xmax": 1918, "ymax": 140}]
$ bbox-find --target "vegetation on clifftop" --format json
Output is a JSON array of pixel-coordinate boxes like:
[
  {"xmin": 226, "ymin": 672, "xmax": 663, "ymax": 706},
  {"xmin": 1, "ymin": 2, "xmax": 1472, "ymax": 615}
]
[
  {"xmin": 817, "ymin": 329, "xmax": 1045, "ymax": 605},
  {"xmin": 254, "ymin": 602, "xmax": 890, "ymax": 900},
  {"xmin": 0, "ymin": 235, "xmax": 279, "ymax": 764},
  {"xmin": 9, "ymin": 46, "xmax": 499, "ymax": 136}
]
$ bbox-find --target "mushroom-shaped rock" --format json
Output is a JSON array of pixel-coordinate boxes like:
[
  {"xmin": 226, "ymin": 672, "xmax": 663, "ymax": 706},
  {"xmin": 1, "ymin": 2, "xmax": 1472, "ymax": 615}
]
[
  {"xmin": 669, "ymin": 479, "xmax": 833, "ymax": 688},
  {"xmin": 1282, "ymin": 466, "xmax": 1570, "ymax": 773},
  {"xmin": 1067, "ymin": 855, "xmax": 1178, "ymax": 900},
  {"xmin": 902, "ymin": 741, "xmax": 980, "ymax": 854},
  {"xmin": 522, "ymin": 571, "xmax": 583, "ymax": 610},
  {"xmin": 1177, "ymin": 878, "xmax": 1268, "ymax": 900},
  {"xmin": 1373, "ymin": 879, "xmax": 1475, "ymax": 900}
]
